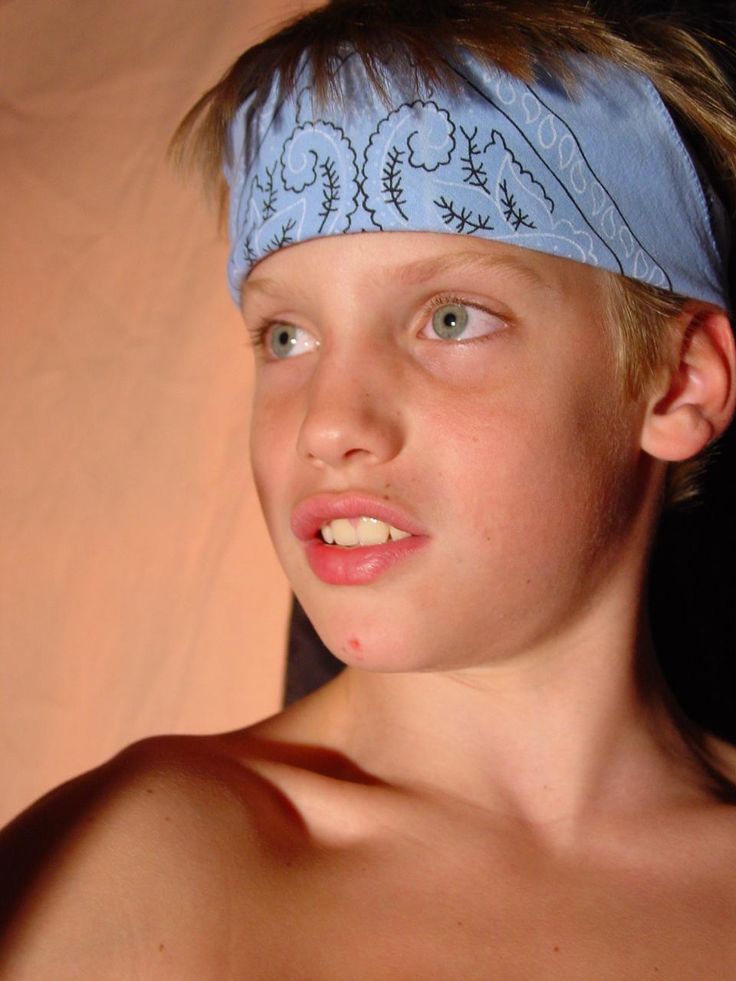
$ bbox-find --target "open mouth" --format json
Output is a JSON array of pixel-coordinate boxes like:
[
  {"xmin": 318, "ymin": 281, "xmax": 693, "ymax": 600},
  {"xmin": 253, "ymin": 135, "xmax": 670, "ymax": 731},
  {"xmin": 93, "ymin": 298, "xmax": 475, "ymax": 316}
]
[
  {"xmin": 293, "ymin": 497, "xmax": 427, "ymax": 585},
  {"xmin": 319, "ymin": 516, "xmax": 412, "ymax": 547}
]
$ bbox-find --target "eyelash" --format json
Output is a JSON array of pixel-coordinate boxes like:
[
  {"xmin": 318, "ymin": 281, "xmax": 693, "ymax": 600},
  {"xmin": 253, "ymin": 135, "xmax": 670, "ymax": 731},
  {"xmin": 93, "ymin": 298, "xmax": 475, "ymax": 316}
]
[
  {"xmin": 246, "ymin": 319, "xmax": 271, "ymax": 352},
  {"xmin": 245, "ymin": 294, "xmax": 503, "ymax": 354}
]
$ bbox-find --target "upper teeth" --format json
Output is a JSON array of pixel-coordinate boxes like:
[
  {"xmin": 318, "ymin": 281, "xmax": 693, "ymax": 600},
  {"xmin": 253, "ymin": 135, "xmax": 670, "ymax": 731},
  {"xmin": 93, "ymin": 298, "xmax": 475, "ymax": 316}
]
[{"xmin": 320, "ymin": 517, "xmax": 412, "ymax": 546}]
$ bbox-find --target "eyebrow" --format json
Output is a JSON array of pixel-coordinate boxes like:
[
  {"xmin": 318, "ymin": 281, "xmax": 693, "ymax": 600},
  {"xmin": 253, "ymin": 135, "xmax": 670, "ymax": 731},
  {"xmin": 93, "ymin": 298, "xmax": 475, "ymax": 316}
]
[
  {"xmin": 243, "ymin": 246, "xmax": 550, "ymax": 301},
  {"xmin": 386, "ymin": 249, "xmax": 550, "ymax": 290},
  {"xmin": 242, "ymin": 276, "xmax": 281, "ymax": 299}
]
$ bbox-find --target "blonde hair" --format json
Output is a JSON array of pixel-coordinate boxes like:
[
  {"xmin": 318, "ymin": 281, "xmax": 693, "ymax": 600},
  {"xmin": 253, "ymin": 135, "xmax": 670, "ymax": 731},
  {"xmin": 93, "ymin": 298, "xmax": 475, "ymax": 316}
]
[{"xmin": 171, "ymin": 1, "xmax": 735, "ymax": 509}]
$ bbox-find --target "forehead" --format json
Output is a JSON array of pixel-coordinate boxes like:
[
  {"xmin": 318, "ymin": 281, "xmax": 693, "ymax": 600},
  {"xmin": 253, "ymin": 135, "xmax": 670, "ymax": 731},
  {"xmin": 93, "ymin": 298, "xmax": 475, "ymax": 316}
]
[{"xmin": 241, "ymin": 232, "xmax": 606, "ymax": 307}]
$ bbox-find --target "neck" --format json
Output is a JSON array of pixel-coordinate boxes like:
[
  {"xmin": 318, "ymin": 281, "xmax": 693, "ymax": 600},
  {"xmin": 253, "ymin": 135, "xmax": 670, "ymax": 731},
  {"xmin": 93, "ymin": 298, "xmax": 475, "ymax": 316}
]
[
  {"xmin": 313, "ymin": 596, "xmax": 698, "ymax": 844},
  {"xmin": 284, "ymin": 487, "xmax": 712, "ymax": 843}
]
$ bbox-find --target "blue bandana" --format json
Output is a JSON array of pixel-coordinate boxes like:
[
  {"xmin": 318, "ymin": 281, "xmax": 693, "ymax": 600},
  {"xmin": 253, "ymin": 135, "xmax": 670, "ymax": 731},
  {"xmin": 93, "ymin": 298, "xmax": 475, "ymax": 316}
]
[{"xmin": 225, "ymin": 49, "xmax": 730, "ymax": 309}]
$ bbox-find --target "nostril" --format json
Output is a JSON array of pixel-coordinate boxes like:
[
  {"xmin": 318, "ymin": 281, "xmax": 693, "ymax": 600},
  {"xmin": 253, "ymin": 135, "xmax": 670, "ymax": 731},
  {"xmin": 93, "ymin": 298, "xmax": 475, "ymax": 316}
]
[{"xmin": 343, "ymin": 447, "xmax": 376, "ymax": 460}]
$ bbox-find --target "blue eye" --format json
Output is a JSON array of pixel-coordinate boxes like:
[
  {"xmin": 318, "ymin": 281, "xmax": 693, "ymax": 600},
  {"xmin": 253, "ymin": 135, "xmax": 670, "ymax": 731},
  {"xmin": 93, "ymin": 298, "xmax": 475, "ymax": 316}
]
[
  {"xmin": 264, "ymin": 323, "xmax": 318, "ymax": 359},
  {"xmin": 431, "ymin": 303, "xmax": 469, "ymax": 339},
  {"xmin": 422, "ymin": 299, "xmax": 506, "ymax": 342}
]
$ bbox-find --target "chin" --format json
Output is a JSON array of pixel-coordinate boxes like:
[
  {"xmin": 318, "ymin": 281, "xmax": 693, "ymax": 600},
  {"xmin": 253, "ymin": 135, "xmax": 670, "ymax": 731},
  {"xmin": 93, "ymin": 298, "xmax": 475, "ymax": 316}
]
[
  {"xmin": 303, "ymin": 600, "xmax": 480, "ymax": 675},
  {"xmin": 300, "ymin": 599, "xmax": 425, "ymax": 672}
]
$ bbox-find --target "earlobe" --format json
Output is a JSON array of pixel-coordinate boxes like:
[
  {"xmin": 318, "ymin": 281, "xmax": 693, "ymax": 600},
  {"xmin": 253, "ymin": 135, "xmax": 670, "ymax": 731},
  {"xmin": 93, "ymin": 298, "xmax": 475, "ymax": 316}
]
[{"xmin": 640, "ymin": 305, "xmax": 736, "ymax": 462}]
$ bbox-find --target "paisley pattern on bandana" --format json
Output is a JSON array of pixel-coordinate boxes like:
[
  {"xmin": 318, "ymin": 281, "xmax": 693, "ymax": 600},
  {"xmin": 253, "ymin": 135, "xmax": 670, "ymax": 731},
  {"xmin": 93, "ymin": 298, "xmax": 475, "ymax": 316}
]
[
  {"xmin": 233, "ymin": 118, "xmax": 360, "ymax": 270},
  {"xmin": 226, "ymin": 50, "xmax": 729, "ymax": 310}
]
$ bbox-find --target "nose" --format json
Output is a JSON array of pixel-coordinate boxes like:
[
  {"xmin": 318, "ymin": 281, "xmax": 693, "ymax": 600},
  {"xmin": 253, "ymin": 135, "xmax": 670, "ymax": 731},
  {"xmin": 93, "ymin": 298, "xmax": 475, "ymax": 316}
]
[{"xmin": 296, "ymin": 344, "xmax": 404, "ymax": 470}]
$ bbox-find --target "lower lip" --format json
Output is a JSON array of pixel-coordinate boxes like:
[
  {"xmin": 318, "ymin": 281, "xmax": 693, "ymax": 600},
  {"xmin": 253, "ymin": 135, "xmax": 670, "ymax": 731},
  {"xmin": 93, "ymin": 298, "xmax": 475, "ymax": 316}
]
[{"xmin": 304, "ymin": 536, "xmax": 429, "ymax": 585}]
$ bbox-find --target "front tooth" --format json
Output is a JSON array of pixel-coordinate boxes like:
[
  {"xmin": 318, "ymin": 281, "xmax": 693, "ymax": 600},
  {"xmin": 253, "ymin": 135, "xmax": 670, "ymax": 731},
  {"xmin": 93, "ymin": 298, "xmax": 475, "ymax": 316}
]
[
  {"xmin": 357, "ymin": 517, "xmax": 390, "ymax": 545},
  {"xmin": 321, "ymin": 523, "xmax": 334, "ymax": 544},
  {"xmin": 331, "ymin": 518, "xmax": 359, "ymax": 547},
  {"xmin": 389, "ymin": 525, "xmax": 411, "ymax": 541}
]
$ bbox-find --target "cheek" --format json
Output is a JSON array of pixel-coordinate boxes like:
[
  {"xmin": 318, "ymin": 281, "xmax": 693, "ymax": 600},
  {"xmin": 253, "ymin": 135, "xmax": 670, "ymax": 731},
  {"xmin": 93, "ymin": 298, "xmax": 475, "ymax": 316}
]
[
  {"xmin": 249, "ymin": 389, "xmax": 295, "ymax": 527},
  {"xmin": 522, "ymin": 395, "xmax": 638, "ymax": 569},
  {"xmin": 423, "ymin": 374, "xmax": 638, "ymax": 562}
]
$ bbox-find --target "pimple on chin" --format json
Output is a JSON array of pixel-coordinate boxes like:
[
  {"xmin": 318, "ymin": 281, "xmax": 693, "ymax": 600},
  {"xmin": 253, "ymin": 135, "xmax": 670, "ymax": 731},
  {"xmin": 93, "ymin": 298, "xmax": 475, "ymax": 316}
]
[{"xmin": 346, "ymin": 636, "xmax": 364, "ymax": 660}]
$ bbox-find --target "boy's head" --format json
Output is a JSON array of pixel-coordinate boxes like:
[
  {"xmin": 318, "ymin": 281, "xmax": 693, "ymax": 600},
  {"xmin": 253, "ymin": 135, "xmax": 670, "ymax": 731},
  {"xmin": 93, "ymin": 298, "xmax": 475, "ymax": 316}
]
[{"xmin": 174, "ymin": 0, "xmax": 736, "ymax": 508}]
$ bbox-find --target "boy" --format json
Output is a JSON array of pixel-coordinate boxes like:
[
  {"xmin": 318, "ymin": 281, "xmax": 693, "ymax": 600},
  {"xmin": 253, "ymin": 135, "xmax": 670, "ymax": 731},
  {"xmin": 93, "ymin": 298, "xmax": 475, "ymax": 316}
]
[{"xmin": 2, "ymin": 1, "xmax": 736, "ymax": 976}]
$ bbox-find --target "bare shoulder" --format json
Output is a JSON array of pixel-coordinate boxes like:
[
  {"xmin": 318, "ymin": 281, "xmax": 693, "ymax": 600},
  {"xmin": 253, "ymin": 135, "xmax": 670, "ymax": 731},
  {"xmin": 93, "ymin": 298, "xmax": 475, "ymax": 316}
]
[{"xmin": 0, "ymin": 731, "xmax": 295, "ymax": 977}]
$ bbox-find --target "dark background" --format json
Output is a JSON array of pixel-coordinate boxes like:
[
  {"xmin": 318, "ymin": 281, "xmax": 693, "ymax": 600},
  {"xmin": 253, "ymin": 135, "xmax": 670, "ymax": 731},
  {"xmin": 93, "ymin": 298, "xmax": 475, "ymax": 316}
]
[{"xmin": 284, "ymin": 0, "xmax": 736, "ymax": 743}]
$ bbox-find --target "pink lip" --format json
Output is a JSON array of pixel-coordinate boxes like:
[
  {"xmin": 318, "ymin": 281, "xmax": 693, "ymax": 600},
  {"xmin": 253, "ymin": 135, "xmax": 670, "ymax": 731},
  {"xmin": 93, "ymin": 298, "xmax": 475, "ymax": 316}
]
[{"xmin": 291, "ymin": 492, "xmax": 430, "ymax": 586}]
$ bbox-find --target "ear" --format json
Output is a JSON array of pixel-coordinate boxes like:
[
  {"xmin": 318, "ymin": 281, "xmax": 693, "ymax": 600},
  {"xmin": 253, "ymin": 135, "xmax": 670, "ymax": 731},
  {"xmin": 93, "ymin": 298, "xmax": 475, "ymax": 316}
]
[{"xmin": 641, "ymin": 303, "xmax": 736, "ymax": 462}]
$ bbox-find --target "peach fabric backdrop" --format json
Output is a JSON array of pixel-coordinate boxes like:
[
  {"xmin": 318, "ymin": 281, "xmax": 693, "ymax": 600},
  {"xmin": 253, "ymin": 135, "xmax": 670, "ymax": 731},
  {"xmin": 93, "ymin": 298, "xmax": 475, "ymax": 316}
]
[{"xmin": 0, "ymin": 0, "xmax": 316, "ymax": 825}]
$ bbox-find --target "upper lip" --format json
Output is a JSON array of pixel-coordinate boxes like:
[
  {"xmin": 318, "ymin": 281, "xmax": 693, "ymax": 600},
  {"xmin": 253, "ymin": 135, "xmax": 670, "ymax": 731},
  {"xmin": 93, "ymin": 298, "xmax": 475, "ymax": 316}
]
[{"xmin": 291, "ymin": 492, "xmax": 428, "ymax": 542}]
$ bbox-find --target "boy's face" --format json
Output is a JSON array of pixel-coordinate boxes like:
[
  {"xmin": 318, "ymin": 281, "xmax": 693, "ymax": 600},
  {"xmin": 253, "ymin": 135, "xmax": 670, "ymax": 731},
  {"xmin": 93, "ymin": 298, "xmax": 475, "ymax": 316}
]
[{"xmin": 244, "ymin": 233, "xmax": 651, "ymax": 672}]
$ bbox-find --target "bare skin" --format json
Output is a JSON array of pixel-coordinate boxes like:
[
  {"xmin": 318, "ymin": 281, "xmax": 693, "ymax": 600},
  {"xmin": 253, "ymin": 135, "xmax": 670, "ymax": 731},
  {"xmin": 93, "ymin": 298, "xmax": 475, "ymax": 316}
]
[
  {"xmin": 2, "ymin": 691, "xmax": 736, "ymax": 979},
  {"xmin": 2, "ymin": 234, "xmax": 736, "ymax": 977}
]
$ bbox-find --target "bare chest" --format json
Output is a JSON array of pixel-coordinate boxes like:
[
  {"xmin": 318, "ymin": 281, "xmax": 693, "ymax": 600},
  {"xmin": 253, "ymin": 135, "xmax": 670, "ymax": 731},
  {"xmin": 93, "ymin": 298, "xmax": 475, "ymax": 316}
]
[{"xmin": 239, "ymin": 834, "xmax": 736, "ymax": 981}]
